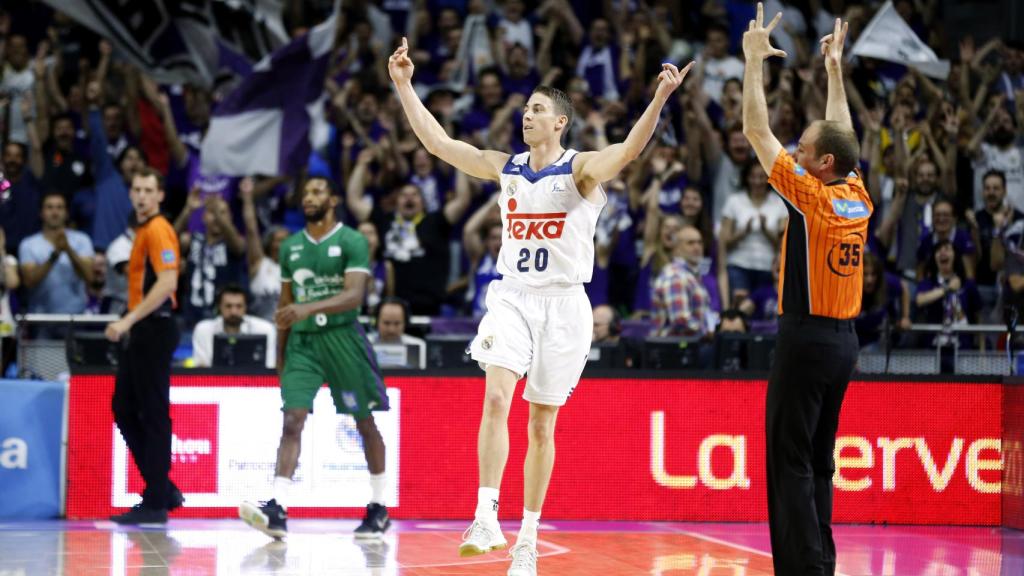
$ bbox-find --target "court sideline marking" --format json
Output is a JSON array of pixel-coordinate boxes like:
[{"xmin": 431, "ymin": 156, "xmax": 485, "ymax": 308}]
[
  {"xmin": 674, "ymin": 528, "xmax": 851, "ymax": 576},
  {"xmin": 400, "ymin": 538, "xmax": 571, "ymax": 569}
]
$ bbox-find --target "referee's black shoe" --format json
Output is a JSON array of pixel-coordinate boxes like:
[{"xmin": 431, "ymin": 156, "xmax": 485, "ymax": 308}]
[
  {"xmin": 169, "ymin": 483, "xmax": 185, "ymax": 512},
  {"xmin": 111, "ymin": 504, "xmax": 168, "ymax": 525},
  {"xmin": 354, "ymin": 503, "xmax": 391, "ymax": 539}
]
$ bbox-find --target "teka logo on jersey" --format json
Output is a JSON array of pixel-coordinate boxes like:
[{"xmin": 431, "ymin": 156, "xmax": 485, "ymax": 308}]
[
  {"xmin": 506, "ymin": 203, "xmax": 567, "ymax": 240},
  {"xmin": 128, "ymin": 403, "xmax": 219, "ymax": 494}
]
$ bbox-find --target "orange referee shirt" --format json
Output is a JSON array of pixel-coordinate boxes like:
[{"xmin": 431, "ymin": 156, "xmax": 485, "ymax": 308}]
[
  {"xmin": 127, "ymin": 214, "xmax": 180, "ymax": 312},
  {"xmin": 768, "ymin": 150, "xmax": 872, "ymax": 320}
]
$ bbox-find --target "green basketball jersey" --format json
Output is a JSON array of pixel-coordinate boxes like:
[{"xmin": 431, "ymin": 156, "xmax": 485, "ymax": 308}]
[{"xmin": 279, "ymin": 223, "xmax": 370, "ymax": 332}]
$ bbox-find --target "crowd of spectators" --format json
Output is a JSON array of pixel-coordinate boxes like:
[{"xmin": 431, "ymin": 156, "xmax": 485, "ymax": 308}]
[{"xmin": 1, "ymin": 0, "xmax": 1023, "ymax": 372}]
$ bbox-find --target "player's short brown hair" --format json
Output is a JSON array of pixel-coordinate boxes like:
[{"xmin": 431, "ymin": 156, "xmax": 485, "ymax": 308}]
[
  {"xmin": 813, "ymin": 120, "xmax": 860, "ymax": 177},
  {"xmin": 531, "ymin": 85, "xmax": 574, "ymax": 139}
]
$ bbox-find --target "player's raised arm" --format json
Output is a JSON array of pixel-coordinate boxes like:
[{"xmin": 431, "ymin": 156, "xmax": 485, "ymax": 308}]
[
  {"xmin": 741, "ymin": 3, "xmax": 787, "ymax": 174},
  {"xmin": 574, "ymin": 62, "xmax": 694, "ymax": 190},
  {"xmin": 388, "ymin": 37, "xmax": 508, "ymax": 182},
  {"xmin": 821, "ymin": 17, "xmax": 853, "ymax": 130}
]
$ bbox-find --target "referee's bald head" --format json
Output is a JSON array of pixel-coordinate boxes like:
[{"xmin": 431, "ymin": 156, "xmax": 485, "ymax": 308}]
[{"xmin": 797, "ymin": 120, "xmax": 860, "ymax": 182}]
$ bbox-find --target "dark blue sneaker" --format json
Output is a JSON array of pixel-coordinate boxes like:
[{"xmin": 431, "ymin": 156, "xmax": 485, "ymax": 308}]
[
  {"xmin": 354, "ymin": 503, "xmax": 391, "ymax": 539},
  {"xmin": 239, "ymin": 499, "xmax": 287, "ymax": 540}
]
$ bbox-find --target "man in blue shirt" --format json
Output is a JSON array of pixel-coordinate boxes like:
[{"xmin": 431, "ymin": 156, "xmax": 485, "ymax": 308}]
[{"xmin": 18, "ymin": 191, "xmax": 95, "ymax": 314}]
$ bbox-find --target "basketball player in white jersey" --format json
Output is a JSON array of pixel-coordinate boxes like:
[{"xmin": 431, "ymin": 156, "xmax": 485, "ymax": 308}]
[{"xmin": 389, "ymin": 37, "xmax": 691, "ymax": 575}]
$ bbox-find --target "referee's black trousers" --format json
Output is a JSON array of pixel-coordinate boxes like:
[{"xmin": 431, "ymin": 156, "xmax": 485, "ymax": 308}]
[
  {"xmin": 112, "ymin": 315, "xmax": 179, "ymax": 510},
  {"xmin": 766, "ymin": 314, "xmax": 858, "ymax": 576}
]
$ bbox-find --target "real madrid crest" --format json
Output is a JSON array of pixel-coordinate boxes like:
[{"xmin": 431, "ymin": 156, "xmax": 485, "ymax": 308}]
[
  {"xmin": 482, "ymin": 335, "xmax": 494, "ymax": 350},
  {"xmin": 506, "ymin": 182, "xmax": 516, "ymax": 196}
]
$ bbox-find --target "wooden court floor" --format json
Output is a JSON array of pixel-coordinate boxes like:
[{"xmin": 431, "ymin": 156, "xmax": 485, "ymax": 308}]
[{"xmin": 0, "ymin": 519, "xmax": 1021, "ymax": 575}]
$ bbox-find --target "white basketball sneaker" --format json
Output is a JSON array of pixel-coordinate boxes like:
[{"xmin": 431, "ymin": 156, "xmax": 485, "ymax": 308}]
[
  {"xmin": 507, "ymin": 542, "xmax": 538, "ymax": 576},
  {"xmin": 458, "ymin": 520, "xmax": 508, "ymax": 557}
]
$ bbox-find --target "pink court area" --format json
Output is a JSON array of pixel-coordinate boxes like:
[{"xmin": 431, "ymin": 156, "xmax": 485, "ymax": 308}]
[{"xmin": 0, "ymin": 520, "xmax": 1021, "ymax": 575}]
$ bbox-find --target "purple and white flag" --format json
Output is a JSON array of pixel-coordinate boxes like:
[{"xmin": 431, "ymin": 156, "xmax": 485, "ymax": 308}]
[
  {"xmin": 39, "ymin": 0, "xmax": 287, "ymax": 87},
  {"xmin": 851, "ymin": 1, "xmax": 950, "ymax": 79},
  {"xmin": 200, "ymin": 12, "xmax": 337, "ymax": 177}
]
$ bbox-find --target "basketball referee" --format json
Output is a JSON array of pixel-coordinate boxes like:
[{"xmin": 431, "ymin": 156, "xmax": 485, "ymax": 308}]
[
  {"xmin": 742, "ymin": 6, "xmax": 869, "ymax": 575},
  {"xmin": 105, "ymin": 167, "xmax": 182, "ymax": 524}
]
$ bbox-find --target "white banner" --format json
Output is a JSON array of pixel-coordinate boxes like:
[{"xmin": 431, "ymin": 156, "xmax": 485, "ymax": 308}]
[
  {"xmin": 112, "ymin": 387, "xmax": 400, "ymax": 508},
  {"xmin": 851, "ymin": 1, "xmax": 950, "ymax": 79}
]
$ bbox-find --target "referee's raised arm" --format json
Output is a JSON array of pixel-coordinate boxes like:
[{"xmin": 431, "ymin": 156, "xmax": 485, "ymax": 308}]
[{"xmin": 741, "ymin": 2, "xmax": 787, "ymax": 175}]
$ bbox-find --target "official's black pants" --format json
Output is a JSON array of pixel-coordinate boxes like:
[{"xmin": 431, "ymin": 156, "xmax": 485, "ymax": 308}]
[
  {"xmin": 766, "ymin": 314, "xmax": 858, "ymax": 576},
  {"xmin": 112, "ymin": 315, "xmax": 179, "ymax": 509}
]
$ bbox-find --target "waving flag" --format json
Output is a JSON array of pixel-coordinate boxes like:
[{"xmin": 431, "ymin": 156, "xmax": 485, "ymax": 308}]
[
  {"xmin": 199, "ymin": 12, "xmax": 337, "ymax": 177},
  {"xmin": 40, "ymin": 0, "xmax": 287, "ymax": 87},
  {"xmin": 851, "ymin": 1, "xmax": 950, "ymax": 79}
]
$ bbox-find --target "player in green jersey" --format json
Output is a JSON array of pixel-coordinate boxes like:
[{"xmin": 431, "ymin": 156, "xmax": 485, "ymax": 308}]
[{"xmin": 239, "ymin": 177, "xmax": 391, "ymax": 540}]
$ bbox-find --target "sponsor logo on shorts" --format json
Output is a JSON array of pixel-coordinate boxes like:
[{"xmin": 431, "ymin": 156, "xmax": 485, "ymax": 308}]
[
  {"xmin": 482, "ymin": 335, "xmax": 494, "ymax": 350},
  {"xmin": 342, "ymin": 392, "xmax": 358, "ymax": 411}
]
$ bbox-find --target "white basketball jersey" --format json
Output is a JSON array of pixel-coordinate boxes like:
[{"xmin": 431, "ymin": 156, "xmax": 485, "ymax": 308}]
[{"xmin": 496, "ymin": 149, "xmax": 607, "ymax": 287}]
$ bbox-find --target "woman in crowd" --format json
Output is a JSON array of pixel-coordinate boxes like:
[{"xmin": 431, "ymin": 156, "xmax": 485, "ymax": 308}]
[
  {"xmin": 240, "ymin": 178, "xmax": 290, "ymax": 321},
  {"xmin": 857, "ymin": 252, "xmax": 912, "ymax": 351},
  {"xmin": 717, "ymin": 160, "xmax": 787, "ymax": 306},
  {"xmin": 358, "ymin": 220, "xmax": 394, "ymax": 313},
  {"xmin": 915, "ymin": 240, "xmax": 981, "ymax": 349}
]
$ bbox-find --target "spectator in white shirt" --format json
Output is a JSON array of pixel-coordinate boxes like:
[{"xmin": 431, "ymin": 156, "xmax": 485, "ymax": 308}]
[
  {"xmin": 191, "ymin": 284, "xmax": 276, "ymax": 369},
  {"xmin": 718, "ymin": 161, "xmax": 788, "ymax": 305},
  {"xmin": 970, "ymin": 102, "xmax": 1024, "ymax": 212}
]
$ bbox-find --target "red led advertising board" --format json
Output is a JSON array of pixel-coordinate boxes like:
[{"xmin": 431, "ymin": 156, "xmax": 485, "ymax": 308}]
[{"xmin": 66, "ymin": 375, "xmax": 1003, "ymax": 525}]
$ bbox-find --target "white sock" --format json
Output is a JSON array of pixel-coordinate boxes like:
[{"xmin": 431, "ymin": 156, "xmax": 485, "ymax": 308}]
[
  {"xmin": 272, "ymin": 476, "xmax": 292, "ymax": 509},
  {"xmin": 475, "ymin": 487, "xmax": 500, "ymax": 524},
  {"xmin": 369, "ymin": 473, "xmax": 387, "ymax": 505},
  {"xmin": 518, "ymin": 509, "xmax": 540, "ymax": 544}
]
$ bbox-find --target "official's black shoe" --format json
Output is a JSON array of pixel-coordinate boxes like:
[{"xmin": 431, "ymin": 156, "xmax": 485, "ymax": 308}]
[
  {"xmin": 354, "ymin": 503, "xmax": 391, "ymax": 539},
  {"xmin": 169, "ymin": 483, "xmax": 185, "ymax": 512},
  {"xmin": 239, "ymin": 499, "xmax": 288, "ymax": 540},
  {"xmin": 111, "ymin": 504, "xmax": 168, "ymax": 525}
]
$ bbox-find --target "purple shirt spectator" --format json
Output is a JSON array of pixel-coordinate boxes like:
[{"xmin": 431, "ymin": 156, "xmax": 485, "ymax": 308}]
[{"xmin": 916, "ymin": 228, "xmax": 976, "ymax": 269}]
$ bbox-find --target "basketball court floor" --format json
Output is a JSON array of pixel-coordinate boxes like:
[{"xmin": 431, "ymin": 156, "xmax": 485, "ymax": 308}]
[{"xmin": 1, "ymin": 519, "xmax": 1022, "ymax": 575}]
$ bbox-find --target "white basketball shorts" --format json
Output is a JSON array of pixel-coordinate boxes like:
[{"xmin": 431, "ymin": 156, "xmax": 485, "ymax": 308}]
[{"xmin": 469, "ymin": 277, "xmax": 593, "ymax": 406}]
